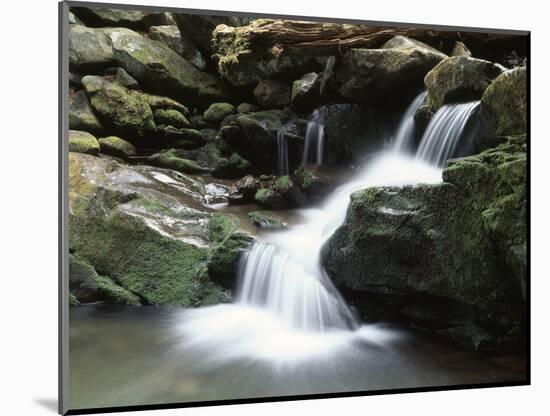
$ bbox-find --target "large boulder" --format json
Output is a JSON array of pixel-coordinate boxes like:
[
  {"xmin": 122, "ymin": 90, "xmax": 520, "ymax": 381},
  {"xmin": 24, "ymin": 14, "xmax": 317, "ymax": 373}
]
[
  {"xmin": 148, "ymin": 25, "xmax": 207, "ymax": 70},
  {"xmin": 203, "ymin": 102, "xmax": 236, "ymax": 125},
  {"xmin": 106, "ymin": 28, "xmax": 226, "ymax": 107},
  {"xmin": 81, "ymin": 75, "xmax": 156, "ymax": 137},
  {"xmin": 69, "ymin": 130, "xmax": 100, "ymax": 155},
  {"xmin": 323, "ymin": 135, "xmax": 527, "ymax": 349},
  {"xmin": 69, "ymin": 90, "xmax": 105, "ymax": 134},
  {"xmin": 70, "ymin": 7, "xmax": 147, "ymax": 30},
  {"xmin": 336, "ymin": 36, "xmax": 447, "ymax": 103},
  {"xmin": 253, "ymin": 80, "xmax": 291, "ymax": 109},
  {"xmin": 69, "ymin": 152, "xmax": 230, "ymax": 306},
  {"xmin": 424, "ymin": 56, "xmax": 504, "ymax": 110},
  {"xmin": 481, "ymin": 67, "xmax": 527, "ymax": 138},
  {"xmin": 68, "ymin": 26, "xmax": 115, "ymax": 71}
]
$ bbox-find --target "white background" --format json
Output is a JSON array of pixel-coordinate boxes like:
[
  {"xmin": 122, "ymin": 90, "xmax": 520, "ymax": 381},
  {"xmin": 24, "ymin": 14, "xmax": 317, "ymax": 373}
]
[{"xmin": 1, "ymin": 0, "xmax": 547, "ymax": 414}]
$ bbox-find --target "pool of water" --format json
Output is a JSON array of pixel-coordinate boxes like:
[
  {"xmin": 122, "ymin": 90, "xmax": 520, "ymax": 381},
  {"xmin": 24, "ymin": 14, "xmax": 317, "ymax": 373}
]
[{"xmin": 69, "ymin": 304, "xmax": 526, "ymax": 411}]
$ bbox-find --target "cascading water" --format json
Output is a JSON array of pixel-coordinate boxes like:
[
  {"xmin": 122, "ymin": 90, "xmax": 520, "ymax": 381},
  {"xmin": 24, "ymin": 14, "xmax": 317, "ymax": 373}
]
[
  {"xmin": 303, "ymin": 110, "xmax": 325, "ymax": 165},
  {"xmin": 393, "ymin": 91, "xmax": 427, "ymax": 153},
  {"xmin": 416, "ymin": 101, "xmax": 480, "ymax": 166},
  {"xmin": 277, "ymin": 129, "xmax": 289, "ymax": 176},
  {"xmin": 179, "ymin": 93, "xmax": 480, "ymax": 363}
]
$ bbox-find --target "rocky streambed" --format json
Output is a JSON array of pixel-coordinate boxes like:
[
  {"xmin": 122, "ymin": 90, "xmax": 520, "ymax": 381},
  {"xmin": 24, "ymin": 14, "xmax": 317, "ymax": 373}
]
[{"xmin": 67, "ymin": 5, "xmax": 527, "ymax": 354}]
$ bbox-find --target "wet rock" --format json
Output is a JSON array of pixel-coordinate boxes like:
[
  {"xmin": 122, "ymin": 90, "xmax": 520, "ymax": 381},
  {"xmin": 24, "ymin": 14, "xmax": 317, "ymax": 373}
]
[
  {"xmin": 81, "ymin": 75, "xmax": 156, "ymax": 137},
  {"xmin": 69, "ymin": 90, "xmax": 105, "ymax": 134},
  {"xmin": 153, "ymin": 108, "xmax": 192, "ymax": 129},
  {"xmin": 207, "ymin": 213, "xmax": 253, "ymax": 285},
  {"xmin": 69, "ymin": 152, "xmax": 229, "ymax": 306},
  {"xmin": 254, "ymin": 188, "xmax": 287, "ymax": 209},
  {"xmin": 291, "ymin": 72, "xmax": 320, "ymax": 113},
  {"xmin": 319, "ymin": 56, "xmax": 339, "ymax": 98},
  {"xmin": 171, "ymin": 129, "xmax": 207, "ymax": 149},
  {"xmin": 203, "ymin": 102, "xmax": 236, "ymax": 125},
  {"xmin": 253, "ymin": 80, "xmax": 291, "ymax": 109},
  {"xmin": 323, "ymin": 136, "xmax": 526, "ymax": 349},
  {"xmin": 69, "ymin": 26, "xmax": 115, "ymax": 71},
  {"xmin": 481, "ymin": 67, "xmax": 527, "ymax": 138},
  {"xmin": 248, "ymin": 211, "xmax": 287, "ymax": 229},
  {"xmin": 70, "ymin": 254, "xmax": 141, "ymax": 305},
  {"xmin": 337, "ymin": 36, "xmax": 447, "ymax": 103},
  {"xmin": 106, "ymin": 27, "xmax": 226, "ymax": 107},
  {"xmin": 149, "ymin": 148, "xmax": 212, "ymax": 174},
  {"xmin": 424, "ymin": 56, "xmax": 504, "ymax": 110},
  {"xmin": 69, "ymin": 130, "xmax": 100, "ymax": 155},
  {"xmin": 98, "ymin": 136, "xmax": 136, "ymax": 160}
]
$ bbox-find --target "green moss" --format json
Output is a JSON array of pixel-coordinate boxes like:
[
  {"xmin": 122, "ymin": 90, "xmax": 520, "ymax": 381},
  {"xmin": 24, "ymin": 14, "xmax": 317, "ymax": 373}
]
[
  {"xmin": 149, "ymin": 149, "xmax": 211, "ymax": 174},
  {"xmin": 69, "ymin": 293, "xmax": 80, "ymax": 306},
  {"xmin": 248, "ymin": 211, "xmax": 285, "ymax": 229},
  {"xmin": 81, "ymin": 75, "xmax": 156, "ymax": 136},
  {"xmin": 69, "ymin": 253, "xmax": 141, "ymax": 305},
  {"xmin": 69, "ymin": 130, "xmax": 100, "ymax": 155},
  {"xmin": 207, "ymin": 213, "xmax": 252, "ymax": 278},
  {"xmin": 275, "ymin": 175, "xmax": 292, "ymax": 193},
  {"xmin": 98, "ymin": 136, "xmax": 136, "ymax": 159},
  {"xmin": 203, "ymin": 102, "xmax": 235, "ymax": 125},
  {"xmin": 254, "ymin": 188, "xmax": 271, "ymax": 202},
  {"xmin": 154, "ymin": 108, "xmax": 191, "ymax": 128}
]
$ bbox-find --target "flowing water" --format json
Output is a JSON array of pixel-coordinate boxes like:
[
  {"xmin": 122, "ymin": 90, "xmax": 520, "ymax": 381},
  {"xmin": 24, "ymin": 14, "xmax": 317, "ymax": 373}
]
[
  {"xmin": 302, "ymin": 110, "xmax": 325, "ymax": 165},
  {"xmin": 70, "ymin": 95, "xmax": 525, "ymax": 410},
  {"xmin": 416, "ymin": 101, "xmax": 480, "ymax": 166},
  {"xmin": 277, "ymin": 128, "xmax": 289, "ymax": 176}
]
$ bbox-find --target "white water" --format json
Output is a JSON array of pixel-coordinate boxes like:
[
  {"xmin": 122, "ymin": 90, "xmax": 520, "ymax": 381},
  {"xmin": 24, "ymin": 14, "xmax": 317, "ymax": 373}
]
[
  {"xmin": 393, "ymin": 91, "xmax": 427, "ymax": 153},
  {"xmin": 277, "ymin": 129, "xmax": 289, "ymax": 176},
  {"xmin": 416, "ymin": 101, "xmax": 480, "ymax": 166},
  {"xmin": 303, "ymin": 110, "xmax": 325, "ymax": 165},
  {"xmin": 179, "ymin": 94, "xmax": 479, "ymax": 363}
]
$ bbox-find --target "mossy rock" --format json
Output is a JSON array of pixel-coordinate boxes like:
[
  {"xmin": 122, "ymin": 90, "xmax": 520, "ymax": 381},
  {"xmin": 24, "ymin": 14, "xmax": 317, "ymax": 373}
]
[
  {"xmin": 323, "ymin": 136, "xmax": 526, "ymax": 349},
  {"xmin": 69, "ymin": 90, "xmax": 105, "ymax": 134},
  {"xmin": 481, "ymin": 67, "xmax": 527, "ymax": 137},
  {"xmin": 337, "ymin": 36, "xmax": 447, "ymax": 103},
  {"xmin": 106, "ymin": 27, "xmax": 226, "ymax": 107},
  {"xmin": 248, "ymin": 211, "xmax": 286, "ymax": 229},
  {"xmin": 69, "ymin": 130, "xmax": 100, "ymax": 155},
  {"xmin": 424, "ymin": 56, "xmax": 504, "ymax": 110},
  {"xmin": 207, "ymin": 213, "xmax": 253, "ymax": 284},
  {"xmin": 154, "ymin": 108, "xmax": 191, "ymax": 129},
  {"xmin": 149, "ymin": 149, "xmax": 212, "ymax": 174},
  {"xmin": 291, "ymin": 72, "xmax": 320, "ymax": 113},
  {"xmin": 69, "ymin": 152, "xmax": 228, "ymax": 306},
  {"xmin": 237, "ymin": 103, "xmax": 260, "ymax": 113},
  {"xmin": 68, "ymin": 25, "xmax": 115, "ymax": 71},
  {"xmin": 81, "ymin": 75, "xmax": 156, "ymax": 137},
  {"xmin": 70, "ymin": 7, "xmax": 147, "ymax": 30},
  {"xmin": 254, "ymin": 188, "xmax": 287, "ymax": 209},
  {"xmin": 203, "ymin": 102, "xmax": 235, "ymax": 125},
  {"xmin": 171, "ymin": 129, "xmax": 207, "ymax": 149},
  {"xmin": 98, "ymin": 136, "xmax": 136, "ymax": 160},
  {"xmin": 69, "ymin": 254, "xmax": 141, "ymax": 305}
]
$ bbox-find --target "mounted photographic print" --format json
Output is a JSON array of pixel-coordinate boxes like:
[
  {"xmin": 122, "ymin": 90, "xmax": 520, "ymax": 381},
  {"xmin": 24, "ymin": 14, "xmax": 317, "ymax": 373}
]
[{"xmin": 59, "ymin": 1, "xmax": 530, "ymax": 414}]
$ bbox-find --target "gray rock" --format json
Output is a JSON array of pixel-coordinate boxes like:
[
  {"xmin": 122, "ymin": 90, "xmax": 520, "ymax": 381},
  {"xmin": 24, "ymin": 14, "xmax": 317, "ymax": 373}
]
[
  {"xmin": 69, "ymin": 90, "xmax": 105, "ymax": 134},
  {"xmin": 291, "ymin": 72, "xmax": 320, "ymax": 113},
  {"xmin": 149, "ymin": 25, "xmax": 206, "ymax": 70},
  {"xmin": 69, "ymin": 26, "xmax": 115, "ymax": 71},
  {"xmin": 254, "ymin": 80, "xmax": 291, "ymax": 109}
]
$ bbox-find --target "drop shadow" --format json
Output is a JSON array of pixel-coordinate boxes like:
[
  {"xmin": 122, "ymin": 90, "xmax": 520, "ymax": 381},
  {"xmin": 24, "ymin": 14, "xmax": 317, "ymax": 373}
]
[{"xmin": 34, "ymin": 398, "xmax": 58, "ymax": 413}]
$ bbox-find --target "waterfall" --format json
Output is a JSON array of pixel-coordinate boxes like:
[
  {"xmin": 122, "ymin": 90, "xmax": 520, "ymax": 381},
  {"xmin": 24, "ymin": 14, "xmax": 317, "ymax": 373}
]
[
  {"xmin": 179, "ymin": 94, "xmax": 479, "ymax": 363},
  {"xmin": 303, "ymin": 110, "xmax": 324, "ymax": 165},
  {"xmin": 392, "ymin": 91, "xmax": 427, "ymax": 153},
  {"xmin": 415, "ymin": 101, "xmax": 480, "ymax": 166},
  {"xmin": 277, "ymin": 129, "xmax": 289, "ymax": 176}
]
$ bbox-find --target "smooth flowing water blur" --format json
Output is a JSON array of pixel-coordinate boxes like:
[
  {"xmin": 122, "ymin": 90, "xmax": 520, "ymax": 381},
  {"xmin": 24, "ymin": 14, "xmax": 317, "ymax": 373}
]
[{"xmin": 70, "ymin": 305, "xmax": 526, "ymax": 410}]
